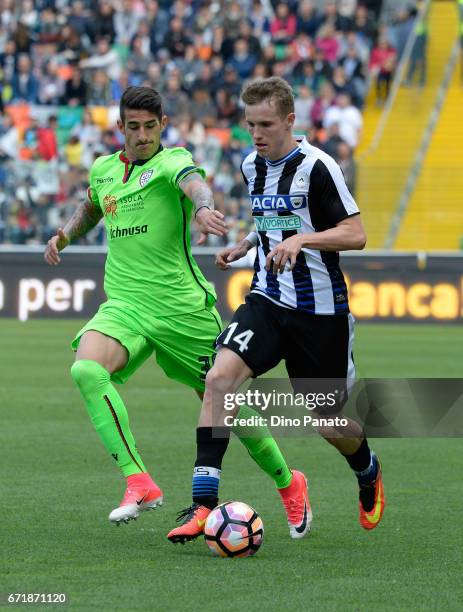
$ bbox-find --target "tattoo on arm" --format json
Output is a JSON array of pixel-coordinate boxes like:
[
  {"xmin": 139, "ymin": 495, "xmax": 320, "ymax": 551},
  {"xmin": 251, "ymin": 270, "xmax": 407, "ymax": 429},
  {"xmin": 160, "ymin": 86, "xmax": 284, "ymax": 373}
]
[
  {"xmin": 179, "ymin": 173, "xmax": 214, "ymax": 213},
  {"xmin": 64, "ymin": 200, "xmax": 103, "ymax": 242}
]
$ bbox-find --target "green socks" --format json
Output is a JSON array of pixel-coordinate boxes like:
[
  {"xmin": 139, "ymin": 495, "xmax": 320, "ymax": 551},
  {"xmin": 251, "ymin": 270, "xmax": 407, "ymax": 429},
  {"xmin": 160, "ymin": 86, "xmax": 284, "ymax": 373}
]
[
  {"xmin": 71, "ymin": 360, "xmax": 291, "ymax": 488},
  {"xmin": 233, "ymin": 405, "xmax": 292, "ymax": 489},
  {"xmin": 71, "ymin": 359, "xmax": 146, "ymax": 477}
]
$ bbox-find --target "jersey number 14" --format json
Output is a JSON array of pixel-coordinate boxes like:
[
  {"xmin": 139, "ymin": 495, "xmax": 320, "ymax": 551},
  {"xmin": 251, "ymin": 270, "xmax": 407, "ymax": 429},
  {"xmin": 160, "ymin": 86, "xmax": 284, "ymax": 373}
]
[{"xmin": 222, "ymin": 322, "xmax": 254, "ymax": 353}]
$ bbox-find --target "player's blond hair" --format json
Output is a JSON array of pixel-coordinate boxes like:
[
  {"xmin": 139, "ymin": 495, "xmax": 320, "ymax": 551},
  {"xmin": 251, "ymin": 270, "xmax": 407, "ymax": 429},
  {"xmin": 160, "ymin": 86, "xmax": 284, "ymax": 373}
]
[{"xmin": 241, "ymin": 77, "xmax": 295, "ymax": 118}]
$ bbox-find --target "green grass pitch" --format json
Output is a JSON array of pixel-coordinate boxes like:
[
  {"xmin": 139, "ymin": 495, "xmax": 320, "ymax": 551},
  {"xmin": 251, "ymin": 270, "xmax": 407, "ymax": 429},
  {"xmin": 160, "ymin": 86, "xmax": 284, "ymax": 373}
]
[{"xmin": 1, "ymin": 320, "xmax": 462, "ymax": 610}]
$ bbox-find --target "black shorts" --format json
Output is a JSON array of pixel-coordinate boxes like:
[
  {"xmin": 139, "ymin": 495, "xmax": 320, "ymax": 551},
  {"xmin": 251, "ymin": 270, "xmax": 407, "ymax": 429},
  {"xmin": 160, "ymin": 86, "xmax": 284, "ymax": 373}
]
[{"xmin": 216, "ymin": 293, "xmax": 355, "ymax": 411}]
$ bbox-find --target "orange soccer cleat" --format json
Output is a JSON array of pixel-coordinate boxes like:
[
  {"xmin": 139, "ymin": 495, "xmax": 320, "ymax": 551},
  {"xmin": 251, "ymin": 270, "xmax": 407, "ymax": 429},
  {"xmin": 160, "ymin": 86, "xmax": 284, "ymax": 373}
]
[
  {"xmin": 358, "ymin": 455, "xmax": 385, "ymax": 530},
  {"xmin": 278, "ymin": 470, "xmax": 312, "ymax": 539},
  {"xmin": 167, "ymin": 503, "xmax": 212, "ymax": 544},
  {"xmin": 109, "ymin": 472, "xmax": 163, "ymax": 525}
]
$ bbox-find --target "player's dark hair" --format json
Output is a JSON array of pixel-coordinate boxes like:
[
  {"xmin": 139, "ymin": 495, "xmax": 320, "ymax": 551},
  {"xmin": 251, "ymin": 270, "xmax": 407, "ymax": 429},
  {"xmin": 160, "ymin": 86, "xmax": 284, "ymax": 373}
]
[
  {"xmin": 241, "ymin": 77, "xmax": 294, "ymax": 118},
  {"xmin": 120, "ymin": 86, "xmax": 163, "ymax": 123}
]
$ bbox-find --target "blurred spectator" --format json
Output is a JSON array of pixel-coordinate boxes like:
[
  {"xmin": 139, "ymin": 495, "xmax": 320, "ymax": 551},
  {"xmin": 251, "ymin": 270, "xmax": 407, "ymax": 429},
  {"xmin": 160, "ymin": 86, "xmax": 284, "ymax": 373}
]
[
  {"xmin": 0, "ymin": 113, "xmax": 19, "ymax": 160},
  {"xmin": 62, "ymin": 67, "xmax": 88, "ymax": 107},
  {"xmin": 331, "ymin": 65, "xmax": 358, "ymax": 102},
  {"xmin": 315, "ymin": 24, "xmax": 340, "ymax": 64},
  {"xmin": 16, "ymin": 176, "xmax": 40, "ymax": 211},
  {"xmin": 38, "ymin": 60, "xmax": 64, "ymax": 106},
  {"xmin": 37, "ymin": 115, "xmax": 58, "ymax": 161},
  {"xmin": 127, "ymin": 35, "xmax": 153, "ymax": 84},
  {"xmin": 65, "ymin": 134, "xmax": 83, "ymax": 168},
  {"xmin": 294, "ymin": 59, "xmax": 321, "ymax": 92},
  {"xmin": 214, "ymin": 160, "xmax": 235, "ymax": 195},
  {"xmin": 289, "ymin": 32, "xmax": 314, "ymax": 65},
  {"xmin": 132, "ymin": 22, "xmax": 152, "ymax": 57},
  {"xmin": 222, "ymin": 64, "xmax": 241, "ymax": 98},
  {"xmin": 321, "ymin": 122, "xmax": 344, "ymax": 159},
  {"xmin": 111, "ymin": 68, "xmax": 132, "ymax": 103},
  {"xmin": 13, "ymin": 22, "xmax": 33, "ymax": 55},
  {"xmin": 163, "ymin": 16, "xmax": 191, "ymax": 58},
  {"xmin": 99, "ymin": 129, "xmax": 120, "ymax": 156},
  {"xmin": 143, "ymin": 61, "xmax": 165, "ymax": 90},
  {"xmin": 23, "ymin": 118, "xmax": 38, "ymax": 157},
  {"xmin": 338, "ymin": 43, "xmax": 366, "ymax": 103},
  {"xmin": 223, "ymin": 2, "xmax": 245, "ymax": 40},
  {"xmin": 250, "ymin": 0, "xmax": 271, "ymax": 45},
  {"xmin": 294, "ymin": 84, "xmax": 314, "ymax": 132},
  {"xmin": 190, "ymin": 87, "xmax": 217, "ymax": 127},
  {"xmin": 163, "ymin": 74, "xmax": 190, "ymax": 117},
  {"xmin": 362, "ymin": 0, "xmax": 383, "ymax": 22},
  {"xmin": 404, "ymin": 5, "xmax": 428, "ymax": 87},
  {"xmin": 0, "ymin": 38, "xmax": 17, "ymax": 83},
  {"xmin": 323, "ymin": 92, "xmax": 363, "ymax": 147},
  {"xmin": 341, "ymin": 30, "xmax": 370, "ymax": 64},
  {"xmin": 337, "ymin": 0, "xmax": 357, "ymax": 32},
  {"xmin": 229, "ymin": 39, "xmax": 258, "ymax": 80},
  {"xmin": 271, "ymin": 3, "xmax": 297, "ymax": 45},
  {"xmin": 297, "ymin": 1, "xmax": 324, "ymax": 38},
  {"xmin": 353, "ymin": 5, "xmax": 377, "ymax": 44},
  {"xmin": 192, "ymin": 2, "xmax": 214, "ymax": 38},
  {"xmin": 36, "ymin": 7, "xmax": 61, "ymax": 45},
  {"xmin": 149, "ymin": 1, "xmax": 171, "ymax": 55},
  {"xmin": 19, "ymin": 0, "xmax": 38, "ymax": 31},
  {"xmin": 58, "ymin": 25, "xmax": 86, "ymax": 65},
  {"xmin": 321, "ymin": 1, "xmax": 344, "ymax": 32},
  {"xmin": 11, "ymin": 54, "xmax": 39, "ymax": 103},
  {"xmin": 92, "ymin": 1, "xmax": 117, "ymax": 44},
  {"xmin": 72, "ymin": 109, "xmax": 101, "ymax": 169},
  {"xmin": 67, "ymin": 1, "xmax": 93, "ymax": 41},
  {"xmin": 312, "ymin": 46, "xmax": 333, "ymax": 82},
  {"xmin": 310, "ymin": 81, "xmax": 336, "ymax": 126},
  {"xmin": 238, "ymin": 19, "xmax": 262, "ymax": 62},
  {"xmin": 369, "ymin": 37, "xmax": 397, "ymax": 103},
  {"xmin": 216, "ymin": 88, "xmax": 240, "ymax": 125},
  {"xmin": 114, "ymin": 0, "xmax": 142, "ymax": 49},
  {"xmin": 389, "ymin": 8, "xmax": 415, "ymax": 61},
  {"xmin": 80, "ymin": 37, "xmax": 121, "ymax": 81},
  {"xmin": 86, "ymin": 69, "xmax": 112, "ymax": 106}
]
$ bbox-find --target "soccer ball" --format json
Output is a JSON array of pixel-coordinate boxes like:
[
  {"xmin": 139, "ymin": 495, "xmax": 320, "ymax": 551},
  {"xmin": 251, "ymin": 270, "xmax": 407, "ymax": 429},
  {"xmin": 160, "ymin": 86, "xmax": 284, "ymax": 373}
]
[{"xmin": 204, "ymin": 501, "xmax": 264, "ymax": 558}]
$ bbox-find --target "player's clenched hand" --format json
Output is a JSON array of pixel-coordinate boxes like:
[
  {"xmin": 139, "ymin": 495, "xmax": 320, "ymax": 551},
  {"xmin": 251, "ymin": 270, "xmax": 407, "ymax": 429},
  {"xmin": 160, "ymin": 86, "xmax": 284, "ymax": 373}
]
[
  {"xmin": 195, "ymin": 208, "xmax": 227, "ymax": 245},
  {"xmin": 44, "ymin": 228, "xmax": 70, "ymax": 265},
  {"xmin": 265, "ymin": 235, "xmax": 303, "ymax": 275},
  {"xmin": 216, "ymin": 244, "xmax": 248, "ymax": 270}
]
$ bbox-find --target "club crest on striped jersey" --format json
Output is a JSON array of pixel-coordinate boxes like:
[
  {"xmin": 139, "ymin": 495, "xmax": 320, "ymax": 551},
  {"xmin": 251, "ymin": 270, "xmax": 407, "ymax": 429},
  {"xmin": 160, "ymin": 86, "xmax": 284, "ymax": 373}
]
[
  {"xmin": 139, "ymin": 169, "xmax": 154, "ymax": 187},
  {"xmin": 250, "ymin": 194, "xmax": 308, "ymax": 212},
  {"xmin": 294, "ymin": 170, "xmax": 309, "ymax": 190}
]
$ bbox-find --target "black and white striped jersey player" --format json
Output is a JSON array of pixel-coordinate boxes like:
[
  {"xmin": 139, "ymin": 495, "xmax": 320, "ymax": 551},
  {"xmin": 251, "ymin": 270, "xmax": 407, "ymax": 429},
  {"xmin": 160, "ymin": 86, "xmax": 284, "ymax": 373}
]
[
  {"xmin": 216, "ymin": 135, "xmax": 366, "ymax": 387},
  {"xmin": 190, "ymin": 80, "xmax": 385, "ymax": 542},
  {"xmin": 242, "ymin": 135, "xmax": 358, "ymax": 317}
]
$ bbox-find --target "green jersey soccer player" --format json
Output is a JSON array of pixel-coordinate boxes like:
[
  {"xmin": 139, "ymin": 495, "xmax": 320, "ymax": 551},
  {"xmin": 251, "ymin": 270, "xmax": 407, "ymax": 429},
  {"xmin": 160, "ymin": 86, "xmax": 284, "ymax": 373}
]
[{"xmin": 45, "ymin": 87, "xmax": 294, "ymax": 526}]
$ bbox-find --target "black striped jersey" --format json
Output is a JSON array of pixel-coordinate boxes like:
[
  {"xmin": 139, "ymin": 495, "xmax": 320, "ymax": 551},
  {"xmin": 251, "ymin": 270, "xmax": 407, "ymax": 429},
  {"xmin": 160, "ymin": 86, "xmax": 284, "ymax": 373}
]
[{"xmin": 241, "ymin": 136, "xmax": 359, "ymax": 315}]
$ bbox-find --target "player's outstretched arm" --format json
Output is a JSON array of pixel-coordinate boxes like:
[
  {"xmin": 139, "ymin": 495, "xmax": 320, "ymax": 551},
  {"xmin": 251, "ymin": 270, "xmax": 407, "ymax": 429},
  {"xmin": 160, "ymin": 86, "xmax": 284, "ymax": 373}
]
[
  {"xmin": 216, "ymin": 234, "xmax": 257, "ymax": 270},
  {"xmin": 44, "ymin": 200, "xmax": 103, "ymax": 265},
  {"xmin": 178, "ymin": 172, "xmax": 227, "ymax": 245}
]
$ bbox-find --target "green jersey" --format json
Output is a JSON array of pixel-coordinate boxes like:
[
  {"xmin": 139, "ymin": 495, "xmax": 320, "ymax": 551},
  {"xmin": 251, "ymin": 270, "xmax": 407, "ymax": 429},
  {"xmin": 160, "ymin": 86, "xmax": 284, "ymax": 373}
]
[{"xmin": 88, "ymin": 146, "xmax": 216, "ymax": 317}]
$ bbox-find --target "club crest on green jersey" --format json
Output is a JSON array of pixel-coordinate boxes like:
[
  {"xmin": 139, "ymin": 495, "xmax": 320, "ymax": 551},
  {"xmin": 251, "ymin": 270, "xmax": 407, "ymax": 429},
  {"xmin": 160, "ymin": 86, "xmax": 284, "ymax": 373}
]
[
  {"xmin": 103, "ymin": 194, "xmax": 118, "ymax": 218},
  {"xmin": 140, "ymin": 169, "xmax": 154, "ymax": 187}
]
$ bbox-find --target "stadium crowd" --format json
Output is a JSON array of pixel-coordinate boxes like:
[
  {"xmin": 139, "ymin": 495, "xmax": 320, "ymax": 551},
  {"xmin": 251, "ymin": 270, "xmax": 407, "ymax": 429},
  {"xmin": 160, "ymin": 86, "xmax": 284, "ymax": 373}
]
[{"xmin": 0, "ymin": 0, "xmax": 418, "ymax": 246}]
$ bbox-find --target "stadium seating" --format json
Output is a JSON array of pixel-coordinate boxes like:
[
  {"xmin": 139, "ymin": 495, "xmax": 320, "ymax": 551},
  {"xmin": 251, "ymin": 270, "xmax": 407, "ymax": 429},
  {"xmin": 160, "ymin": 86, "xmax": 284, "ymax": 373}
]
[
  {"xmin": 395, "ymin": 54, "xmax": 463, "ymax": 250},
  {"xmin": 355, "ymin": 1, "xmax": 458, "ymax": 248}
]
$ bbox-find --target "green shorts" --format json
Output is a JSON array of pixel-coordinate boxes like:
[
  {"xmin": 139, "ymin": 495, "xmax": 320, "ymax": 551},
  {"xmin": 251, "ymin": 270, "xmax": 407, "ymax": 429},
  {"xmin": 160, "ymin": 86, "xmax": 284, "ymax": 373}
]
[{"xmin": 71, "ymin": 299, "xmax": 222, "ymax": 391}]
